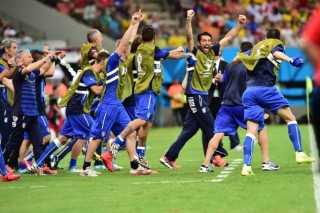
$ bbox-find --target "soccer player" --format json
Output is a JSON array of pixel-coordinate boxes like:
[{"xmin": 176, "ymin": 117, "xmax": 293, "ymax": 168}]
[
  {"xmin": 199, "ymin": 41, "xmax": 279, "ymax": 173},
  {"xmin": 0, "ymin": 39, "xmax": 18, "ymax": 154},
  {"xmin": 301, "ymin": 5, "xmax": 320, "ymax": 167},
  {"xmin": 238, "ymin": 28, "xmax": 314, "ymax": 175},
  {"xmin": 29, "ymin": 51, "xmax": 107, "ymax": 175},
  {"xmin": 160, "ymin": 10, "xmax": 246, "ymax": 169},
  {"xmin": 107, "ymin": 23, "xmax": 195, "ymax": 172},
  {"xmin": 2, "ymin": 49, "xmax": 54, "ymax": 171},
  {"xmin": 81, "ymin": 11, "xmax": 145, "ymax": 176},
  {"xmin": 18, "ymin": 49, "xmax": 65, "ymax": 173}
]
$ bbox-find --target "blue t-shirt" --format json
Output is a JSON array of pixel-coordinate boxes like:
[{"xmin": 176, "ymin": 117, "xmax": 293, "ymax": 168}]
[
  {"xmin": 66, "ymin": 69, "xmax": 99, "ymax": 115},
  {"xmin": 101, "ymin": 52, "xmax": 122, "ymax": 105},
  {"xmin": 0, "ymin": 65, "xmax": 8, "ymax": 112},
  {"xmin": 246, "ymin": 45, "xmax": 284, "ymax": 87},
  {"xmin": 36, "ymin": 76, "xmax": 46, "ymax": 115},
  {"xmin": 221, "ymin": 62, "xmax": 247, "ymax": 106},
  {"xmin": 13, "ymin": 67, "xmax": 40, "ymax": 116}
]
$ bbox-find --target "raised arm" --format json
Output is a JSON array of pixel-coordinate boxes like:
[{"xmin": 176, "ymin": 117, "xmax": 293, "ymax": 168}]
[
  {"xmin": 185, "ymin": 10, "xmax": 195, "ymax": 51},
  {"xmin": 116, "ymin": 10, "xmax": 143, "ymax": 57},
  {"xmin": 168, "ymin": 46, "xmax": 192, "ymax": 59},
  {"xmin": 21, "ymin": 54, "xmax": 51, "ymax": 75},
  {"xmin": 273, "ymin": 51, "xmax": 304, "ymax": 67},
  {"xmin": 219, "ymin": 15, "xmax": 246, "ymax": 50}
]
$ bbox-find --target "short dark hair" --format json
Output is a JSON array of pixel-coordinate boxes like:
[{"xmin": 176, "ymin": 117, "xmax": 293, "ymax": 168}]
[
  {"xmin": 240, "ymin": 42, "xmax": 253, "ymax": 53},
  {"xmin": 131, "ymin": 35, "xmax": 142, "ymax": 53},
  {"xmin": 141, "ymin": 25, "xmax": 155, "ymax": 42},
  {"xmin": 266, "ymin": 28, "xmax": 280, "ymax": 39},
  {"xmin": 95, "ymin": 51, "xmax": 108, "ymax": 63},
  {"xmin": 30, "ymin": 49, "xmax": 45, "ymax": 62},
  {"xmin": 197, "ymin": 32, "xmax": 212, "ymax": 42}
]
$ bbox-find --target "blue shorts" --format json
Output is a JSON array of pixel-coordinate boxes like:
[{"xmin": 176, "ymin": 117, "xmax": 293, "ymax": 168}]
[
  {"xmin": 60, "ymin": 114, "xmax": 94, "ymax": 140},
  {"xmin": 135, "ymin": 90, "xmax": 157, "ymax": 122},
  {"xmin": 24, "ymin": 115, "xmax": 51, "ymax": 140},
  {"xmin": 90, "ymin": 104, "xmax": 131, "ymax": 140},
  {"xmin": 124, "ymin": 105, "xmax": 136, "ymax": 121},
  {"xmin": 242, "ymin": 86, "xmax": 289, "ymax": 123},
  {"xmin": 215, "ymin": 105, "xmax": 265, "ymax": 135}
]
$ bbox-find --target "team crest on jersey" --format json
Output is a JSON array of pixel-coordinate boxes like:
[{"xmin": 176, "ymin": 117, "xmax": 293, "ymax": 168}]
[
  {"xmin": 101, "ymin": 131, "xmax": 106, "ymax": 137},
  {"xmin": 147, "ymin": 112, "xmax": 151, "ymax": 118}
]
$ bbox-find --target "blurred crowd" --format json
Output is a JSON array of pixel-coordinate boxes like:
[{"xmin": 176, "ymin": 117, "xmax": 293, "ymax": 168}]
[
  {"xmin": 0, "ymin": 18, "xmax": 34, "ymax": 45},
  {"xmin": 39, "ymin": 0, "xmax": 318, "ymax": 47}
]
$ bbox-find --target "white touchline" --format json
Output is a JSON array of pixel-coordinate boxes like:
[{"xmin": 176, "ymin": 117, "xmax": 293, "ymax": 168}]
[
  {"xmin": 308, "ymin": 125, "xmax": 320, "ymax": 213},
  {"xmin": 0, "ymin": 185, "xmax": 47, "ymax": 190},
  {"xmin": 132, "ymin": 159, "xmax": 242, "ymax": 185}
]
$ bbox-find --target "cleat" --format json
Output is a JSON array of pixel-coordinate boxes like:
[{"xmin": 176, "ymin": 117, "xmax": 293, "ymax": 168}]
[
  {"xmin": 43, "ymin": 164, "xmax": 57, "ymax": 175},
  {"xmin": 199, "ymin": 165, "xmax": 214, "ymax": 173},
  {"xmin": 143, "ymin": 168, "xmax": 159, "ymax": 175},
  {"xmin": 94, "ymin": 165, "xmax": 106, "ymax": 170},
  {"xmin": 159, "ymin": 156, "xmax": 182, "ymax": 169},
  {"xmin": 5, "ymin": 165, "xmax": 15, "ymax": 174},
  {"xmin": 68, "ymin": 166, "xmax": 82, "ymax": 173},
  {"xmin": 130, "ymin": 166, "xmax": 144, "ymax": 175},
  {"xmin": 82, "ymin": 147, "xmax": 101, "ymax": 161},
  {"xmin": 50, "ymin": 154, "xmax": 59, "ymax": 170},
  {"xmin": 262, "ymin": 161, "xmax": 280, "ymax": 171},
  {"xmin": 101, "ymin": 152, "xmax": 114, "ymax": 172},
  {"xmin": 134, "ymin": 155, "xmax": 151, "ymax": 169},
  {"xmin": 112, "ymin": 162, "xmax": 123, "ymax": 171},
  {"xmin": 1, "ymin": 172, "xmax": 21, "ymax": 182},
  {"xmin": 295, "ymin": 152, "xmax": 315, "ymax": 164},
  {"xmin": 212, "ymin": 155, "xmax": 229, "ymax": 167},
  {"xmin": 109, "ymin": 139, "xmax": 120, "ymax": 159},
  {"xmin": 231, "ymin": 145, "xmax": 243, "ymax": 151},
  {"xmin": 80, "ymin": 167, "xmax": 100, "ymax": 177},
  {"xmin": 241, "ymin": 165, "xmax": 255, "ymax": 176},
  {"xmin": 31, "ymin": 165, "xmax": 43, "ymax": 176},
  {"xmin": 20, "ymin": 159, "xmax": 33, "ymax": 173},
  {"xmin": 17, "ymin": 168, "xmax": 29, "ymax": 174}
]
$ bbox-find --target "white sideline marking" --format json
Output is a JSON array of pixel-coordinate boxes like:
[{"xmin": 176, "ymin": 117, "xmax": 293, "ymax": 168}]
[
  {"xmin": 132, "ymin": 159, "xmax": 242, "ymax": 185},
  {"xmin": 0, "ymin": 185, "xmax": 47, "ymax": 190},
  {"xmin": 308, "ymin": 125, "xmax": 320, "ymax": 213}
]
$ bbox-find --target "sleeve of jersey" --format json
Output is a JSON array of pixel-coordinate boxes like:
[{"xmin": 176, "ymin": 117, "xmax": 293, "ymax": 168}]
[
  {"xmin": 88, "ymin": 47, "xmax": 98, "ymax": 60},
  {"xmin": 154, "ymin": 46, "xmax": 169, "ymax": 60},
  {"xmin": 106, "ymin": 52, "xmax": 120, "ymax": 71},
  {"xmin": 0, "ymin": 65, "xmax": 5, "ymax": 73},
  {"xmin": 82, "ymin": 70, "xmax": 98, "ymax": 87},
  {"xmin": 271, "ymin": 45, "xmax": 285, "ymax": 54},
  {"xmin": 211, "ymin": 43, "xmax": 221, "ymax": 56}
]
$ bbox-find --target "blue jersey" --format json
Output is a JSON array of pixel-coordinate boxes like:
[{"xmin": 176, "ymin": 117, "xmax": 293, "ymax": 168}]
[
  {"xmin": 246, "ymin": 45, "xmax": 284, "ymax": 87},
  {"xmin": 101, "ymin": 52, "xmax": 122, "ymax": 105},
  {"xmin": 185, "ymin": 43, "xmax": 220, "ymax": 95},
  {"xmin": 66, "ymin": 69, "xmax": 99, "ymax": 115},
  {"xmin": 36, "ymin": 76, "xmax": 46, "ymax": 115},
  {"xmin": 154, "ymin": 46, "xmax": 169, "ymax": 61},
  {"xmin": 0, "ymin": 65, "xmax": 8, "ymax": 112},
  {"xmin": 221, "ymin": 62, "xmax": 247, "ymax": 106},
  {"xmin": 12, "ymin": 67, "xmax": 40, "ymax": 116}
]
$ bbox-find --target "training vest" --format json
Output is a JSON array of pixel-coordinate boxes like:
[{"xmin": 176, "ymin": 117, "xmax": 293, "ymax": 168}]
[
  {"xmin": 189, "ymin": 48, "xmax": 216, "ymax": 91},
  {"xmin": 80, "ymin": 43, "xmax": 103, "ymax": 69},
  {"xmin": 117, "ymin": 54, "xmax": 135, "ymax": 101},
  {"xmin": 134, "ymin": 43, "xmax": 162, "ymax": 95},
  {"xmin": 59, "ymin": 66, "xmax": 101, "ymax": 114},
  {"xmin": 238, "ymin": 39, "xmax": 284, "ymax": 74},
  {"xmin": 0, "ymin": 58, "xmax": 14, "ymax": 106}
]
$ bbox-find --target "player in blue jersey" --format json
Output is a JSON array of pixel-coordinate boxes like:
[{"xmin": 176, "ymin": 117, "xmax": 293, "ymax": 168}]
[
  {"xmin": 199, "ymin": 42, "xmax": 279, "ymax": 173},
  {"xmin": 2, "ymin": 49, "xmax": 55, "ymax": 172},
  {"xmin": 0, "ymin": 39, "xmax": 18, "ymax": 166},
  {"xmin": 81, "ymin": 11, "xmax": 146, "ymax": 176},
  {"xmin": 18, "ymin": 49, "xmax": 65, "ymax": 173},
  {"xmin": 238, "ymin": 28, "xmax": 314, "ymax": 175},
  {"xmin": 28, "ymin": 52, "xmax": 107, "ymax": 175},
  {"xmin": 160, "ymin": 10, "xmax": 246, "ymax": 169}
]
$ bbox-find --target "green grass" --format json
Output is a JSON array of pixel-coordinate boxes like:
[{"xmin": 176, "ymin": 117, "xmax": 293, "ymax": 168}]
[{"xmin": 0, "ymin": 125, "xmax": 316, "ymax": 213}]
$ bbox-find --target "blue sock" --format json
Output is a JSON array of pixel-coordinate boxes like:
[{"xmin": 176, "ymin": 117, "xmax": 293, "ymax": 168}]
[
  {"xmin": 288, "ymin": 121, "xmax": 302, "ymax": 152},
  {"xmin": 0, "ymin": 145, "xmax": 8, "ymax": 175},
  {"xmin": 36, "ymin": 138, "xmax": 62, "ymax": 167},
  {"xmin": 18, "ymin": 162, "xmax": 26, "ymax": 170},
  {"xmin": 69, "ymin": 159, "xmax": 77, "ymax": 169},
  {"xmin": 115, "ymin": 136, "xmax": 126, "ymax": 148},
  {"xmin": 243, "ymin": 134, "xmax": 255, "ymax": 166},
  {"xmin": 137, "ymin": 146, "xmax": 146, "ymax": 157},
  {"xmin": 24, "ymin": 150, "xmax": 34, "ymax": 162},
  {"xmin": 56, "ymin": 138, "xmax": 77, "ymax": 161}
]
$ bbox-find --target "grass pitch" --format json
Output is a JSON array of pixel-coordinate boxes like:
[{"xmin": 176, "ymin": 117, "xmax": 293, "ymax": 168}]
[{"xmin": 0, "ymin": 125, "xmax": 317, "ymax": 213}]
